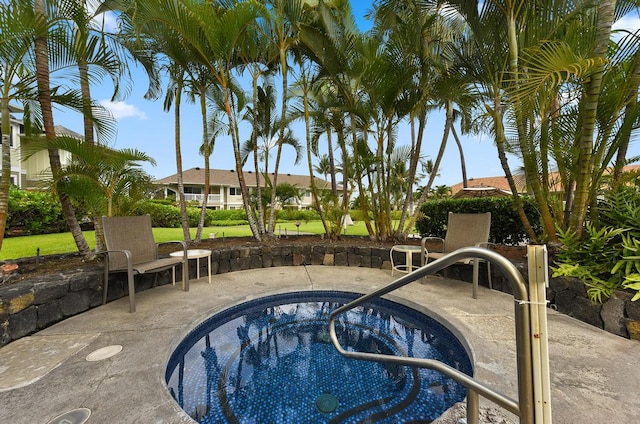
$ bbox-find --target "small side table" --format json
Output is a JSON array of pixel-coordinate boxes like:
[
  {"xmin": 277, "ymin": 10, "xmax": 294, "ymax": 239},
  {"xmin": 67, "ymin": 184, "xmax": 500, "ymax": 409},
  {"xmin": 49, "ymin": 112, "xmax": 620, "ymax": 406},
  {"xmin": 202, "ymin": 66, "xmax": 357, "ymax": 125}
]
[
  {"xmin": 170, "ymin": 249, "xmax": 212, "ymax": 284},
  {"xmin": 390, "ymin": 245, "xmax": 422, "ymax": 276}
]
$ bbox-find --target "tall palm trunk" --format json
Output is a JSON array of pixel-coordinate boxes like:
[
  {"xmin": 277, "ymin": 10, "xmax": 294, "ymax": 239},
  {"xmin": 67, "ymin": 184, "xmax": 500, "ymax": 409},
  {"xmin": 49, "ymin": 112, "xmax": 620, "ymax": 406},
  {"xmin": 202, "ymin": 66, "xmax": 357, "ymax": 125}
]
[
  {"xmin": 570, "ymin": 1, "xmax": 616, "ymax": 236},
  {"xmin": 34, "ymin": 0, "xmax": 91, "ymax": 258},
  {"xmin": 424, "ymin": 102, "xmax": 452, "ymax": 197},
  {"xmin": 402, "ymin": 113, "xmax": 427, "ymax": 236},
  {"xmin": 250, "ymin": 72, "xmax": 265, "ymax": 231},
  {"xmin": 225, "ymin": 84, "xmax": 261, "ymax": 241},
  {"xmin": 492, "ymin": 97, "xmax": 539, "ymax": 242},
  {"xmin": 267, "ymin": 46, "xmax": 288, "ymax": 235},
  {"xmin": 451, "ymin": 125, "xmax": 468, "ymax": 188},
  {"xmin": 195, "ymin": 93, "xmax": 209, "ymax": 242},
  {"xmin": 79, "ymin": 58, "xmax": 95, "ymax": 146},
  {"xmin": 301, "ymin": 77, "xmax": 330, "ymax": 235},
  {"xmin": 78, "ymin": 56, "xmax": 107, "ymax": 252},
  {"xmin": 174, "ymin": 80, "xmax": 191, "ymax": 242},
  {"xmin": 326, "ymin": 120, "xmax": 337, "ymax": 196},
  {"xmin": 0, "ymin": 98, "xmax": 11, "ymax": 251},
  {"xmin": 505, "ymin": 11, "xmax": 553, "ymax": 242}
]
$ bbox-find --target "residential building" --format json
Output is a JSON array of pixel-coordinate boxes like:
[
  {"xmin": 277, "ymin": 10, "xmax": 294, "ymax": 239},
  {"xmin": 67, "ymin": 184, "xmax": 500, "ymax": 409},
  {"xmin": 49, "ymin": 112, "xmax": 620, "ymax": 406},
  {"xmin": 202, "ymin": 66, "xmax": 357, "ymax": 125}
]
[
  {"xmin": 20, "ymin": 126, "xmax": 77, "ymax": 189},
  {"xmin": 2, "ymin": 106, "xmax": 76, "ymax": 189},
  {"xmin": 1, "ymin": 106, "xmax": 27, "ymax": 187},
  {"xmin": 450, "ymin": 175, "xmax": 527, "ymax": 196},
  {"xmin": 450, "ymin": 165, "xmax": 640, "ymax": 197},
  {"xmin": 155, "ymin": 167, "xmax": 332, "ymax": 210}
]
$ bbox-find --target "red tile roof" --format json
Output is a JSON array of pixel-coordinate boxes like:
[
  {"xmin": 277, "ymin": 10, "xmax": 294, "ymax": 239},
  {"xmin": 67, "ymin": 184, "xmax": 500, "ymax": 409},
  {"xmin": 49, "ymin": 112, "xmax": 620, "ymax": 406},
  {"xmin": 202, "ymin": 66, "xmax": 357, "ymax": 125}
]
[
  {"xmin": 450, "ymin": 174, "xmax": 527, "ymax": 195},
  {"xmin": 450, "ymin": 165, "xmax": 640, "ymax": 195}
]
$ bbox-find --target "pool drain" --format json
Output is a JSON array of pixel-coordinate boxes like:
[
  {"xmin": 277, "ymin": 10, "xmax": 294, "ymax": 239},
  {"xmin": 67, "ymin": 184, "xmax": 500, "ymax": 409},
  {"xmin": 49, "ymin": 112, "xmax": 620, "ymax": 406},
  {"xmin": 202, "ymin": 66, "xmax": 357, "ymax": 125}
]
[
  {"xmin": 315, "ymin": 393, "xmax": 339, "ymax": 413},
  {"xmin": 46, "ymin": 408, "xmax": 91, "ymax": 424}
]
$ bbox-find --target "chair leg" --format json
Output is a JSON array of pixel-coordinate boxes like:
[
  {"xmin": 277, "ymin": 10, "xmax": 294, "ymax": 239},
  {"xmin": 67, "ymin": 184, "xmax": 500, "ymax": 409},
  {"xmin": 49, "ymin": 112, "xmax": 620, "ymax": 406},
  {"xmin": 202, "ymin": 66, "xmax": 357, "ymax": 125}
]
[
  {"xmin": 103, "ymin": 264, "xmax": 109, "ymax": 305},
  {"xmin": 182, "ymin": 260, "xmax": 189, "ymax": 291},
  {"xmin": 127, "ymin": 271, "xmax": 136, "ymax": 313},
  {"xmin": 390, "ymin": 249, "xmax": 395, "ymax": 276},
  {"xmin": 487, "ymin": 261, "xmax": 493, "ymax": 290},
  {"xmin": 472, "ymin": 260, "xmax": 479, "ymax": 299}
]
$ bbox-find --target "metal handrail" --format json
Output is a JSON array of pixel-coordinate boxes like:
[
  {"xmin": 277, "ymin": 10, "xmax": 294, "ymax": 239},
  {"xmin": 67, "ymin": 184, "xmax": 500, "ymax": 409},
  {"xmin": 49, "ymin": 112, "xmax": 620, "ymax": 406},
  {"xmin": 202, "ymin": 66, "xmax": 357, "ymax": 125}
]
[{"xmin": 328, "ymin": 246, "xmax": 534, "ymax": 424}]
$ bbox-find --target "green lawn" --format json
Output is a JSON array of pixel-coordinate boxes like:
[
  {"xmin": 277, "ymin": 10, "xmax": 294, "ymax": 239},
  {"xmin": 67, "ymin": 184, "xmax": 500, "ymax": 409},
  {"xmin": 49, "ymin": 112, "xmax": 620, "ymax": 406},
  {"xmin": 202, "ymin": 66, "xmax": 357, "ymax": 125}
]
[{"xmin": 0, "ymin": 221, "xmax": 372, "ymax": 260}]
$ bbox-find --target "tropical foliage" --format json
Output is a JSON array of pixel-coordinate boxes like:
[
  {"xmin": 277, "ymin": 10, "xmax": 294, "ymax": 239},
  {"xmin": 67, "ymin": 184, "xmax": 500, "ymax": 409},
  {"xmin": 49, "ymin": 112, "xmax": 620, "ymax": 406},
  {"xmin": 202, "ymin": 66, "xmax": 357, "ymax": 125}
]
[
  {"xmin": 553, "ymin": 180, "xmax": 640, "ymax": 302},
  {"xmin": 2, "ymin": 0, "xmax": 640, "ymax": 256},
  {"xmin": 416, "ymin": 196, "xmax": 542, "ymax": 246}
]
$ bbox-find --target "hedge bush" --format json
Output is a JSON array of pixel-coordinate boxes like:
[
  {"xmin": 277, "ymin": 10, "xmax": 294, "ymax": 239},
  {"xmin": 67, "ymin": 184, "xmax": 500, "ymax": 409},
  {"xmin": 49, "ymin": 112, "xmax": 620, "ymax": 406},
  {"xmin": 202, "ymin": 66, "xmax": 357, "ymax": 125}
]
[
  {"xmin": 415, "ymin": 196, "xmax": 542, "ymax": 245},
  {"xmin": 6, "ymin": 187, "xmax": 68, "ymax": 236},
  {"xmin": 130, "ymin": 200, "xmax": 222, "ymax": 227},
  {"xmin": 276, "ymin": 209, "xmax": 320, "ymax": 221}
]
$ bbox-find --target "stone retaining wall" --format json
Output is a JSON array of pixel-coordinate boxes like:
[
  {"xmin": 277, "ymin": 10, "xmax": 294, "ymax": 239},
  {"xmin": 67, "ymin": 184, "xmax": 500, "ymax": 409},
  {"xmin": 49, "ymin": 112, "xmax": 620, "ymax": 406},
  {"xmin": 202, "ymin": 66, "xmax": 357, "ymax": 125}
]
[{"xmin": 1, "ymin": 244, "xmax": 638, "ymax": 347}]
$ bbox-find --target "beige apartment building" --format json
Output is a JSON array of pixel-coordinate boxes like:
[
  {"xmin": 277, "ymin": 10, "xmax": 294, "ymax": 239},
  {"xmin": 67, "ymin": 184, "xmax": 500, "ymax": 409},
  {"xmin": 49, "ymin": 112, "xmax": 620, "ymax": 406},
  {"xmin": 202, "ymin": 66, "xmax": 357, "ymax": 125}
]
[{"xmin": 155, "ymin": 167, "xmax": 332, "ymax": 210}]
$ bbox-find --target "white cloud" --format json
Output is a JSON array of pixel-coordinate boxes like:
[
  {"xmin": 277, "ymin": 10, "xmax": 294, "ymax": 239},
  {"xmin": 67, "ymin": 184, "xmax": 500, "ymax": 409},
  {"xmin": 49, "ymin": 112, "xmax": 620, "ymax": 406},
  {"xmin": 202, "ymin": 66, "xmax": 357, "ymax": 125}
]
[
  {"xmin": 94, "ymin": 11, "xmax": 120, "ymax": 33},
  {"xmin": 99, "ymin": 100, "xmax": 148, "ymax": 121},
  {"xmin": 84, "ymin": 0, "xmax": 120, "ymax": 33},
  {"xmin": 613, "ymin": 13, "xmax": 640, "ymax": 32}
]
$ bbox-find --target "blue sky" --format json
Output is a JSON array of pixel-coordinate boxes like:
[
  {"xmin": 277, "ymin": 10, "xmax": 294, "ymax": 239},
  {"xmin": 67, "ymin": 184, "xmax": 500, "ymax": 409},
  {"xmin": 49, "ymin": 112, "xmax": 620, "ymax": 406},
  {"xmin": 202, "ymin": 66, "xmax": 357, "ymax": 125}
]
[{"xmin": 52, "ymin": 2, "xmax": 640, "ymax": 187}]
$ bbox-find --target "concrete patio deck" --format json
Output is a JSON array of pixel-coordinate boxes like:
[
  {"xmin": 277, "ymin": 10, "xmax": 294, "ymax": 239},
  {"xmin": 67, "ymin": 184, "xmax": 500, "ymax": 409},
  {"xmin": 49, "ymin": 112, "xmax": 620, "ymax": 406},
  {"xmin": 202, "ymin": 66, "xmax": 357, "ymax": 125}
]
[{"xmin": 0, "ymin": 266, "xmax": 638, "ymax": 423}]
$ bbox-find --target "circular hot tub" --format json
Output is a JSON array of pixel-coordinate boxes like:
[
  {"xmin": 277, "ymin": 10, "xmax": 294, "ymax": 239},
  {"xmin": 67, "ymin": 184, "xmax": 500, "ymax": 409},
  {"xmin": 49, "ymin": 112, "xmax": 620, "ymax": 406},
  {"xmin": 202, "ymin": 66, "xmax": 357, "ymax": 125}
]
[{"xmin": 166, "ymin": 291, "xmax": 472, "ymax": 423}]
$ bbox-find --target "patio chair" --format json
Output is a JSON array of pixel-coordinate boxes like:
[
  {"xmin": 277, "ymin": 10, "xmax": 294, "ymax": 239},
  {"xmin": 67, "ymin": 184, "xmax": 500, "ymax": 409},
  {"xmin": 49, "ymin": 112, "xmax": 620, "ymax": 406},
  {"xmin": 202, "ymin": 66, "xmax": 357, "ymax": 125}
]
[
  {"xmin": 421, "ymin": 212, "xmax": 492, "ymax": 299},
  {"xmin": 101, "ymin": 214, "xmax": 188, "ymax": 312}
]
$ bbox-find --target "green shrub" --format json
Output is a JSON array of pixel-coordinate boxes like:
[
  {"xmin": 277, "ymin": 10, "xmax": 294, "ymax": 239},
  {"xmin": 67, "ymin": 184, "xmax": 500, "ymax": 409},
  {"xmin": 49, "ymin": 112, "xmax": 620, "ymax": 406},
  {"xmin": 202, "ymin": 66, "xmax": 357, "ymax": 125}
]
[
  {"xmin": 276, "ymin": 209, "xmax": 320, "ymax": 221},
  {"xmin": 211, "ymin": 209, "xmax": 247, "ymax": 221},
  {"xmin": 553, "ymin": 184, "xmax": 640, "ymax": 302},
  {"xmin": 6, "ymin": 187, "xmax": 68, "ymax": 236},
  {"xmin": 209, "ymin": 219, "xmax": 249, "ymax": 226},
  {"xmin": 349, "ymin": 209, "xmax": 372, "ymax": 222},
  {"xmin": 129, "ymin": 200, "xmax": 181, "ymax": 227},
  {"xmin": 415, "ymin": 196, "xmax": 542, "ymax": 245}
]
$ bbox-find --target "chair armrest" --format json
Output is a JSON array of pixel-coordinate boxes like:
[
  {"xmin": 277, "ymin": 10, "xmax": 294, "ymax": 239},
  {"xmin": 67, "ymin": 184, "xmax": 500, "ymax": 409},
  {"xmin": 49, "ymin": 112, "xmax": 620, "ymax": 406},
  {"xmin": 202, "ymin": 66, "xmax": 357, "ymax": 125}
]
[
  {"xmin": 421, "ymin": 237, "xmax": 445, "ymax": 252},
  {"xmin": 157, "ymin": 240, "xmax": 188, "ymax": 248},
  {"xmin": 421, "ymin": 237, "xmax": 444, "ymax": 266},
  {"xmin": 97, "ymin": 249, "xmax": 133, "ymax": 272},
  {"xmin": 475, "ymin": 241, "xmax": 497, "ymax": 249}
]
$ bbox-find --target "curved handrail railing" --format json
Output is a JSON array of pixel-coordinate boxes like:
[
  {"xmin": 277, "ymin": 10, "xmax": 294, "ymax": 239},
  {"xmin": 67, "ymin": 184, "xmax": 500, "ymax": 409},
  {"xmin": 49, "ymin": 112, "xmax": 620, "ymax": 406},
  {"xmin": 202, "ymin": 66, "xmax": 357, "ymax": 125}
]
[{"xmin": 328, "ymin": 246, "xmax": 534, "ymax": 424}]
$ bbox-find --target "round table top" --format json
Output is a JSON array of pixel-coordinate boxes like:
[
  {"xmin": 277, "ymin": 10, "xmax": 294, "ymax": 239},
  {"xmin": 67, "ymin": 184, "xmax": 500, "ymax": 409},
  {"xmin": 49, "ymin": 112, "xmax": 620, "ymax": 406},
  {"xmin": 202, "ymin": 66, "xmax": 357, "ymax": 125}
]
[
  {"xmin": 391, "ymin": 245, "xmax": 421, "ymax": 252},
  {"xmin": 170, "ymin": 249, "xmax": 212, "ymax": 259}
]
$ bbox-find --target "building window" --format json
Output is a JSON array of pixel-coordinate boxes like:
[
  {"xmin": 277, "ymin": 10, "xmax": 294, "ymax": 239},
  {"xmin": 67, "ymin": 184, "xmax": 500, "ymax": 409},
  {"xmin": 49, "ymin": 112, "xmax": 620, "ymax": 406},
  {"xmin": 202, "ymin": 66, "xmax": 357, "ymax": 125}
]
[
  {"xmin": 229, "ymin": 187, "xmax": 241, "ymax": 196},
  {"xmin": 183, "ymin": 187, "xmax": 201, "ymax": 194}
]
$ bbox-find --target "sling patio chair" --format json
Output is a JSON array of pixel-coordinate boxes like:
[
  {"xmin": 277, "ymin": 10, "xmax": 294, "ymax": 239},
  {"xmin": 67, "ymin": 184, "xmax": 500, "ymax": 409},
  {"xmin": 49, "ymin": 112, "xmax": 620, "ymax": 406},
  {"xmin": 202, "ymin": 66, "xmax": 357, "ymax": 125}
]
[
  {"xmin": 101, "ymin": 214, "xmax": 188, "ymax": 312},
  {"xmin": 420, "ymin": 212, "xmax": 492, "ymax": 299}
]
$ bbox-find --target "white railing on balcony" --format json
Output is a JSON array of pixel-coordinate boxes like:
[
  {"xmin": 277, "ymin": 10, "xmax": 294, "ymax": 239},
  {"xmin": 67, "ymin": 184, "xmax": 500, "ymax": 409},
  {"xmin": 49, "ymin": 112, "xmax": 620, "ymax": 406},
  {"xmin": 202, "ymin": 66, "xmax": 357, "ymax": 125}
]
[{"xmin": 183, "ymin": 193, "xmax": 222, "ymax": 204}]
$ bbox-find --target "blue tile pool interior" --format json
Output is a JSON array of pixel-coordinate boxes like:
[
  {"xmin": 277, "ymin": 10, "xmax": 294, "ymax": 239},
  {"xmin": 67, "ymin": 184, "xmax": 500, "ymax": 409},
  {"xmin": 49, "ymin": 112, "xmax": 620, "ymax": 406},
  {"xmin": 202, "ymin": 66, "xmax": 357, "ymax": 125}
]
[{"xmin": 166, "ymin": 291, "xmax": 473, "ymax": 423}]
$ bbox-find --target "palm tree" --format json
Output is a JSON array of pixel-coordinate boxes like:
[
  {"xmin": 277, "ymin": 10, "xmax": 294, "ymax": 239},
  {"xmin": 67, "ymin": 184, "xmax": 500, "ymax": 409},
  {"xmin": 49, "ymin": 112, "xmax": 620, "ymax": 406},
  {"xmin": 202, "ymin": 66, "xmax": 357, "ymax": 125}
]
[
  {"xmin": 447, "ymin": 0, "xmax": 640, "ymax": 241},
  {"xmin": 33, "ymin": 0, "xmax": 91, "ymax": 257},
  {"xmin": 183, "ymin": 63, "xmax": 225, "ymax": 242},
  {"xmin": 0, "ymin": 0, "xmax": 40, "ymax": 250},
  {"xmin": 569, "ymin": 1, "xmax": 617, "ymax": 235},
  {"xmin": 241, "ymin": 83, "xmax": 303, "ymax": 227},
  {"xmin": 313, "ymin": 154, "xmax": 332, "ymax": 181},
  {"xmin": 289, "ymin": 63, "xmax": 334, "ymax": 237},
  {"xmin": 23, "ymin": 136, "xmax": 156, "ymax": 247},
  {"xmin": 163, "ymin": 63, "xmax": 191, "ymax": 242},
  {"xmin": 258, "ymin": 0, "xmax": 311, "ymax": 235},
  {"xmin": 195, "ymin": 101, "xmax": 226, "ymax": 242},
  {"xmin": 241, "ymin": 85, "xmax": 303, "ymax": 175},
  {"xmin": 114, "ymin": 0, "xmax": 264, "ymax": 238},
  {"xmin": 299, "ymin": 1, "xmax": 380, "ymax": 237},
  {"xmin": 52, "ymin": 0, "xmax": 125, "ymax": 146}
]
